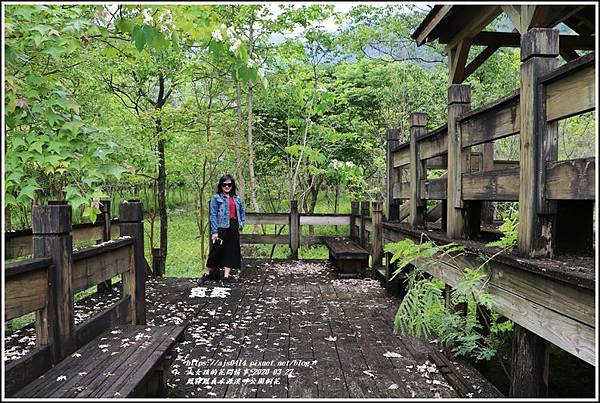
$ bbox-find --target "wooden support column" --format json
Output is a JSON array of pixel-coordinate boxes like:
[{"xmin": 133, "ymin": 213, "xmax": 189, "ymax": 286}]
[
  {"xmin": 510, "ymin": 324, "xmax": 550, "ymax": 397},
  {"xmin": 480, "ymin": 143, "xmax": 495, "ymax": 224},
  {"xmin": 371, "ymin": 200, "xmax": 383, "ymax": 275},
  {"xmin": 350, "ymin": 200, "xmax": 359, "ymax": 241},
  {"xmin": 409, "ymin": 113, "xmax": 427, "ymax": 229},
  {"xmin": 518, "ymin": 28, "xmax": 559, "ymax": 258},
  {"xmin": 32, "ymin": 202, "xmax": 74, "ymax": 363},
  {"xmin": 386, "ymin": 129, "xmax": 401, "ymax": 221},
  {"xmin": 97, "ymin": 200, "xmax": 112, "ymax": 293},
  {"xmin": 289, "ymin": 200, "xmax": 299, "ymax": 259},
  {"xmin": 360, "ymin": 200, "xmax": 369, "ymax": 248},
  {"xmin": 119, "ymin": 200, "xmax": 146, "ymax": 325},
  {"xmin": 446, "ymin": 85, "xmax": 472, "ymax": 239}
]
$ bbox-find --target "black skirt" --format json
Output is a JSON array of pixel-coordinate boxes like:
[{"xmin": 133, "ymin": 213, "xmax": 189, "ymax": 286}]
[{"xmin": 206, "ymin": 218, "xmax": 241, "ymax": 269}]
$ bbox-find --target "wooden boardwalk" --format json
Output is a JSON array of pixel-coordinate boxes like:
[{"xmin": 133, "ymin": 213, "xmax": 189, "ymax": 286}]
[
  {"xmin": 157, "ymin": 259, "xmax": 501, "ymax": 398},
  {"xmin": 4, "ymin": 259, "xmax": 503, "ymax": 398}
]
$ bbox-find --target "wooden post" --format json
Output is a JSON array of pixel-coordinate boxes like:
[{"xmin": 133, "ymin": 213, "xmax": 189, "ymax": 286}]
[
  {"xmin": 371, "ymin": 200, "xmax": 384, "ymax": 275},
  {"xmin": 350, "ymin": 200, "xmax": 359, "ymax": 241},
  {"xmin": 480, "ymin": 143, "xmax": 495, "ymax": 224},
  {"xmin": 510, "ymin": 324, "xmax": 550, "ymax": 397},
  {"xmin": 446, "ymin": 84, "xmax": 472, "ymax": 239},
  {"xmin": 515, "ymin": 30, "xmax": 557, "ymax": 396},
  {"xmin": 360, "ymin": 200, "xmax": 369, "ymax": 248},
  {"xmin": 386, "ymin": 128, "xmax": 401, "ymax": 221},
  {"xmin": 97, "ymin": 200, "xmax": 112, "ymax": 294},
  {"xmin": 409, "ymin": 113, "xmax": 427, "ymax": 229},
  {"xmin": 289, "ymin": 200, "xmax": 299, "ymax": 259},
  {"xmin": 518, "ymin": 28, "xmax": 559, "ymax": 258},
  {"xmin": 119, "ymin": 200, "xmax": 146, "ymax": 325},
  {"xmin": 32, "ymin": 202, "xmax": 75, "ymax": 363}
]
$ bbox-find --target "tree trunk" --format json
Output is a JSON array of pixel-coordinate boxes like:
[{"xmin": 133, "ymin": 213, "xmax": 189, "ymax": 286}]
[
  {"xmin": 307, "ymin": 177, "xmax": 321, "ymax": 235},
  {"xmin": 5, "ymin": 205, "xmax": 12, "ymax": 232},
  {"xmin": 246, "ymin": 22, "xmax": 259, "ymax": 213},
  {"xmin": 157, "ymin": 122, "xmax": 168, "ymax": 265},
  {"xmin": 235, "ymin": 81, "xmax": 245, "ymax": 198}
]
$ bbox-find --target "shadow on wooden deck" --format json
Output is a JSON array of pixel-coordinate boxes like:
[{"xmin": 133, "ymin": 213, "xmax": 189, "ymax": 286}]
[{"xmin": 3, "ymin": 258, "xmax": 503, "ymax": 398}]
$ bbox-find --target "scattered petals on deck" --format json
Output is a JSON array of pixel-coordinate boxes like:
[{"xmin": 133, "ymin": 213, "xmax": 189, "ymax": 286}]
[
  {"xmin": 3, "ymin": 259, "xmax": 502, "ymax": 398},
  {"xmin": 158, "ymin": 259, "xmax": 500, "ymax": 398}
]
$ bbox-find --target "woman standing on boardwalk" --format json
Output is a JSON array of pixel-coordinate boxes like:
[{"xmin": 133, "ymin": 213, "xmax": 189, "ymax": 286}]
[{"xmin": 197, "ymin": 174, "xmax": 246, "ymax": 287}]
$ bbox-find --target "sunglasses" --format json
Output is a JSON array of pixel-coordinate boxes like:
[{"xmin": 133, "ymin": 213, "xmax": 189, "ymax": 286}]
[{"xmin": 222, "ymin": 183, "xmax": 233, "ymax": 188}]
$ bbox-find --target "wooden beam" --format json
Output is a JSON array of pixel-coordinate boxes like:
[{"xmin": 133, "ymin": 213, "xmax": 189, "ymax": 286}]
[
  {"xmin": 425, "ymin": 202, "xmax": 443, "ymax": 223},
  {"xmin": 4, "ymin": 266, "xmax": 49, "ymax": 321},
  {"xmin": 462, "ymin": 44, "xmax": 500, "ymax": 81},
  {"xmin": 502, "ymin": 5, "xmax": 538, "ymax": 34},
  {"xmin": 545, "ymin": 61, "xmax": 595, "ymax": 121},
  {"xmin": 510, "ymin": 324, "xmax": 550, "ymax": 397},
  {"xmin": 240, "ymin": 233, "xmax": 289, "ymax": 244},
  {"xmin": 459, "ymin": 91, "xmax": 520, "ymax": 148},
  {"xmin": 444, "ymin": 6, "xmax": 502, "ymax": 50},
  {"xmin": 470, "ymin": 31, "xmax": 595, "ymax": 50},
  {"xmin": 545, "ymin": 158, "xmax": 595, "ymax": 200},
  {"xmin": 462, "ymin": 168, "xmax": 520, "ymax": 201},
  {"xmin": 118, "ymin": 201, "xmax": 146, "ymax": 325},
  {"xmin": 71, "ymin": 243, "xmax": 132, "ymax": 294},
  {"xmin": 518, "ymin": 28, "xmax": 560, "ymax": 258},
  {"xmin": 559, "ymin": 47, "xmax": 580, "ymax": 62},
  {"xmin": 387, "ymin": 128, "xmax": 401, "ymax": 221},
  {"xmin": 299, "ymin": 215, "xmax": 350, "ymax": 226},
  {"xmin": 446, "ymin": 85, "xmax": 471, "ymax": 238},
  {"xmin": 246, "ymin": 213, "xmax": 289, "ymax": 225},
  {"xmin": 414, "ymin": 5, "xmax": 454, "ymax": 46},
  {"xmin": 419, "ymin": 130, "xmax": 448, "ymax": 160},
  {"xmin": 480, "ymin": 142, "xmax": 495, "ymax": 223},
  {"xmin": 449, "ymin": 39, "xmax": 471, "ymax": 84},
  {"xmin": 425, "ymin": 155, "xmax": 448, "ymax": 169},
  {"xmin": 382, "ymin": 224, "xmax": 595, "ymax": 366},
  {"xmin": 421, "ymin": 177, "xmax": 447, "ymax": 200},
  {"xmin": 409, "ymin": 113, "xmax": 427, "ymax": 229},
  {"xmin": 392, "ymin": 147, "xmax": 410, "ymax": 167}
]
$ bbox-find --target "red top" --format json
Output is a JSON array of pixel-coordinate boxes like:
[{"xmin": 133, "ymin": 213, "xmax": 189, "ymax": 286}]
[{"xmin": 228, "ymin": 196, "xmax": 237, "ymax": 219}]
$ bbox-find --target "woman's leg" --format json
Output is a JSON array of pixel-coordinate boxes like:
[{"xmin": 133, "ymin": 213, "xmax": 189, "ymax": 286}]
[
  {"xmin": 223, "ymin": 266, "xmax": 231, "ymax": 278},
  {"xmin": 197, "ymin": 266, "xmax": 213, "ymax": 286}
]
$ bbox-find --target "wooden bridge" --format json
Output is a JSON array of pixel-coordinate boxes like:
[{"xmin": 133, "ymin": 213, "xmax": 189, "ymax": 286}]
[{"xmin": 3, "ymin": 4, "xmax": 596, "ymax": 399}]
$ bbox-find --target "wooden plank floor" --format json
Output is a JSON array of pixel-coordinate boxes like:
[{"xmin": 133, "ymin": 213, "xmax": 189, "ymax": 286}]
[
  {"xmin": 4, "ymin": 258, "xmax": 503, "ymax": 398},
  {"xmin": 159, "ymin": 259, "xmax": 502, "ymax": 398}
]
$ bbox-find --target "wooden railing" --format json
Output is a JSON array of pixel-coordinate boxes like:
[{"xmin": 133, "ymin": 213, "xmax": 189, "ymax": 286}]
[
  {"xmin": 240, "ymin": 199, "xmax": 384, "ymax": 261},
  {"xmin": 5, "ymin": 200, "xmax": 119, "ymax": 260},
  {"xmin": 4, "ymin": 201, "xmax": 146, "ymax": 396},
  {"xmin": 383, "ymin": 31, "xmax": 595, "ymax": 397},
  {"xmin": 387, "ymin": 51, "xmax": 595, "ymax": 256}
]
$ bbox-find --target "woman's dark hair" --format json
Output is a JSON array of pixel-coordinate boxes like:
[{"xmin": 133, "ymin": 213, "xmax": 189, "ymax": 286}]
[{"xmin": 217, "ymin": 174, "xmax": 237, "ymax": 196}]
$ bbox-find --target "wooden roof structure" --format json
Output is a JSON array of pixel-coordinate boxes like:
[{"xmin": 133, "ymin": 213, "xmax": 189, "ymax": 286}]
[{"xmin": 411, "ymin": 4, "xmax": 596, "ymax": 83}]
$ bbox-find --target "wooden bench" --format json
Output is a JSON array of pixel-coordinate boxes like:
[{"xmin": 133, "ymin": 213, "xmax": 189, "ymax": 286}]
[
  {"xmin": 324, "ymin": 237, "xmax": 370, "ymax": 278},
  {"xmin": 12, "ymin": 324, "xmax": 185, "ymax": 398}
]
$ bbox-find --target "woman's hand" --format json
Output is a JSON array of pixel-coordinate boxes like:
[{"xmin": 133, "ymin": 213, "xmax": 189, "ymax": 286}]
[{"xmin": 211, "ymin": 233, "xmax": 218, "ymax": 242}]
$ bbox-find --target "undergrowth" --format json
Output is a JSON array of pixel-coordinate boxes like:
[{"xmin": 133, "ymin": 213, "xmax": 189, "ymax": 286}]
[{"xmin": 384, "ymin": 236, "xmax": 513, "ymax": 372}]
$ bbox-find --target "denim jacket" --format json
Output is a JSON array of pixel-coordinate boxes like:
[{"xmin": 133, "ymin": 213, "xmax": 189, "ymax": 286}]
[{"xmin": 209, "ymin": 193, "xmax": 246, "ymax": 235}]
